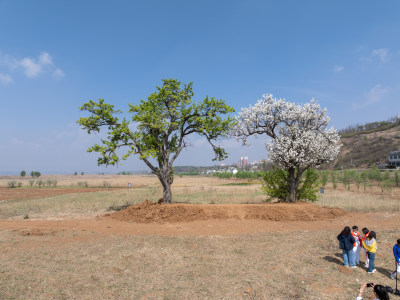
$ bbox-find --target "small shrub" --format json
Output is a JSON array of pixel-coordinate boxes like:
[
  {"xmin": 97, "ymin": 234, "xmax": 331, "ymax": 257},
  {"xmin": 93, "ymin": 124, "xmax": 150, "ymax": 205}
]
[
  {"xmin": 102, "ymin": 181, "xmax": 112, "ymax": 188},
  {"xmin": 52, "ymin": 179, "xmax": 57, "ymax": 187},
  {"xmin": 46, "ymin": 179, "xmax": 53, "ymax": 188},
  {"xmin": 77, "ymin": 181, "xmax": 88, "ymax": 188},
  {"xmin": 23, "ymin": 214, "xmax": 29, "ymax": 219},
  {"xmin": 18, "ymin": 182, "xmax": 22, "ymax": 187},
  {"xmin": 8, "ymin": 181, "xmax": 17, "ymax": 188},
  {"xmin": 36, "ymin": 179, "xmax": 43, "ymax": 188},
  {"xmin": 29, "ymin": 180, "xmax": 35, "ymax": 187}
]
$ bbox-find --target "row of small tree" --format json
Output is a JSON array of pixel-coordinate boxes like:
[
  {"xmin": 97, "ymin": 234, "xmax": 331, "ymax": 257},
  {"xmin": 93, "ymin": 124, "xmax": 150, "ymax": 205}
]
[
  {"xmin": 8, "ymin": 179, "xmax": 57, "ymax": 188},
  {"xmin": 213, "ymin": 171, "xmax": 264, "ymax": 179},
  {"xmin": 319, "ymin": 166, "xmax": 400, "ymax": 192}
]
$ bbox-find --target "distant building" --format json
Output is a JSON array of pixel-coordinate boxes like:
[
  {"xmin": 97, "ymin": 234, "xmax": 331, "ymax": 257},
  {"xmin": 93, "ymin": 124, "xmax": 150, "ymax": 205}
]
[
  {"xmin": 237, "ymin": 156, "xmax": 249, "ymax": 168},
  {"xmin": 388, "ymin": 151, "xmax": 400, "ymax": 167}
]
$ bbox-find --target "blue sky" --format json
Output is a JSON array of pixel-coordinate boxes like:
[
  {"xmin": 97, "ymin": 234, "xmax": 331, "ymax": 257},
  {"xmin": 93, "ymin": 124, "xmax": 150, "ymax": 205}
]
[{"xmin": 1, "ymin": 1, "xmax": 399, "ymax": 174}]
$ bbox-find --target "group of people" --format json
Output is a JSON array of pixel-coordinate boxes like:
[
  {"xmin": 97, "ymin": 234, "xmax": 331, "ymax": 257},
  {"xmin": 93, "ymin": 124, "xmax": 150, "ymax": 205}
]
[
  {"xmin": 337, "ymin": 226, "xmax": 376, "ymax": 273},
  {"xmin": 337, "ymin": 227, "xmax": 400, "ymax": 299}
]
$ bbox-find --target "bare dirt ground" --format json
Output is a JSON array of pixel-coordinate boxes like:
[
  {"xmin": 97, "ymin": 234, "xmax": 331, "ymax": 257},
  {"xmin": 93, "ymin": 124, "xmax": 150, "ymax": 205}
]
[
  {"xmin": 2, "ymin": 184, "xmax": 400, "ymax": 299},
  {"xmin": 1, "ymin": 201, "xmax": 399, "ymax": 236}
]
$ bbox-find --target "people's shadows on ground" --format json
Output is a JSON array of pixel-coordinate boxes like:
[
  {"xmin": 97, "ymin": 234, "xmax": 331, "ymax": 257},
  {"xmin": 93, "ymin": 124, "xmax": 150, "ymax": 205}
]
[
  {"xmin": 324, "ymin": 253, "xmax": 394, "ymax": 279},
  {"xmin": 376, "ymin": 266, "xmax": 393, "ymax": 278},
  {"xmin": 323, "ymin": 253, "xmax": 343, "ymax": 266}
]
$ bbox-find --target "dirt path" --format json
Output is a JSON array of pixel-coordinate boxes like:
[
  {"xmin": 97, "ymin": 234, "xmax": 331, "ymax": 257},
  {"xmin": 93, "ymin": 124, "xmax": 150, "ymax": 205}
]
[{"xmin": 1, "ymin": 210, "xmax": 399, "ymax": 236}]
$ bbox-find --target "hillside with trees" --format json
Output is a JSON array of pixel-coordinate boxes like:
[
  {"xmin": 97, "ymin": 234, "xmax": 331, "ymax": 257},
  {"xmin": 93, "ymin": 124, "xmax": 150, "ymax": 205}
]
[{"xmin": 328, "ymin": 117, "xmax": 400, "ymax": 169}]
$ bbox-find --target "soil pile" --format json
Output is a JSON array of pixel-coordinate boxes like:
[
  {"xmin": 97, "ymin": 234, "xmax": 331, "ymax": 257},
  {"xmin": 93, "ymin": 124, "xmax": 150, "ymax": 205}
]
[{"xmin": 108, "ymin": 201, "xmax": 345, "ymax": 224}]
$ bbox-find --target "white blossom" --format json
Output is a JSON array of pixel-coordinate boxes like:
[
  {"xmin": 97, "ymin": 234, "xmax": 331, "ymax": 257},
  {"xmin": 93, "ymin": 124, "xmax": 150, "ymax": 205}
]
[{"xmin": 233, "ymin": 94, "xmax": 341, "ymax": 170}]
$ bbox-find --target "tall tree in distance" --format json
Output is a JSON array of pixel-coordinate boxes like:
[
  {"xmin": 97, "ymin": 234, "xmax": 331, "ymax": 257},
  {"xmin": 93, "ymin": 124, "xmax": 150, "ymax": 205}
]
[
  {"xmin": 233, "ymin": 94, "xmax": 341, "ymax": 202},
  {"xmin": 78, "ymin": 79, "xmax": 235, "ymax": 203}
]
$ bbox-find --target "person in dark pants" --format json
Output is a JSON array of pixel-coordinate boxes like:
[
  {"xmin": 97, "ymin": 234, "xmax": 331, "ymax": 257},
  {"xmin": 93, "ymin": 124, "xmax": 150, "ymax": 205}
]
[
  {"xmin": 391, "ymin": 239, "xmax": 400, "ymax": 279},
  {"xmin": 337, "ymin": 226, "xmax": 356, "ymax": 268}
]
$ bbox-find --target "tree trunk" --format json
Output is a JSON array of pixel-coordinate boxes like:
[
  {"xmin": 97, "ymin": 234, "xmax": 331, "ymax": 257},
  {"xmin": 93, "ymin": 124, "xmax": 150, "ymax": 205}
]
[
  {"xmin": 287, "ymin": 167, "xmax": 296, "ymax": 203},
  {"xmin": 162, "ymin": 180, "xmax": 172, "ymax": 203},
  {"xmin": 157, "ymin": 171, "xmax": 173, "ymax": 204}
]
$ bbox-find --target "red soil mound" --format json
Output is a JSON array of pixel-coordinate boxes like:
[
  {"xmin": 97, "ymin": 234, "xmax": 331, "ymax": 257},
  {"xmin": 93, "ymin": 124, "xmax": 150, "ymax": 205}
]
[{"xmin": 108, "ymin": 201, "xmax": 345, "ymax": 224}]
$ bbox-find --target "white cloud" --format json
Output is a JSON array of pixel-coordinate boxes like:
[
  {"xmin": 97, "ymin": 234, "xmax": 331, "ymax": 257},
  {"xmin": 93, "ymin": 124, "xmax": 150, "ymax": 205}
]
[
  {"xmin": 361, "ymin": 48, "xmax": 389, "ymax": 63},
  {"xmin": 371, "ymin": 48, "xmax": 388, "ymax": 62},
  {"xmin": 20, "ymin": 57, "xmax": 42, "ymax": 78},
  {"xmin": 11, "ymin": 137, "xmax": 24, "ymax": 145},
  {"xmin": 0, "ymin": 73, "xmax": 12, "ymax": 85},
  {"xmin": 53, "ymin": 68, "xmax": 65, "ymax": 80},
  {"xmin": 0, "ymin": 51, "xmax": 63, "ymax": 81},
  {"xmin": 365, "ymin": 84, "xmax": 388, "ymax": 104},
  {"xmin": 353, "ymin": 84, "xmax": 389, "ymax": 110},
  {"xmin": 333, "ymin": 65, "xmax": 344, "ymax": 73},
  {"xmin": 38, "ymin": 52, "xmax": 53, "ymax": 65}
]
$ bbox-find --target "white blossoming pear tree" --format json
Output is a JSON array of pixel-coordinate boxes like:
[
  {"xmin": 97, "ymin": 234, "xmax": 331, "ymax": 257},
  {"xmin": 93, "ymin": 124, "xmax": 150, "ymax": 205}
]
[
  {"xmin": 233, "ymin": 94, "xmax": 341, "ymax": 203},
  {"xmin": 78, "ymin": 79, "xmax": 235, "ymax": 203}
]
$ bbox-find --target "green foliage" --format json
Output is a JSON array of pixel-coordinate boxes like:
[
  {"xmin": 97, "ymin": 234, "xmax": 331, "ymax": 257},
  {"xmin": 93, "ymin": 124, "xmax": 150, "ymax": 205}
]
[
  {"xmin": 360, "ymin": 171, "xmax": 369, "ymax": 191},
  {"xmin": 78, "ymin": 79, "xmax": 235, "ymax": 203},
  {"xmin": 296, "ymin": 169, "xmax": 320, "ymax": 202},
  {"xmin": 30, "ymin": 171, "xmax": 41, "ymax": 178},
  {"xmin": 319, "ymin": 170, "xmax": 329, "ymax": 187},
  {"xmin": 178, "ymin": 171, "xmax": 201, "ymax": 176},
  {"xmin": 29, "ymin": 180, "xmax": 35, "ymax": 187},
  {"xmin": 78, "ymin": 79, "xmax": 235, "ymax": 166},
  {"xmin": 213, "ymin": 171, "xmax": 263, "ymax": 180},
  {"xmin": 213, "ymin": 172, "xmax": 233, "ymax": 179},
  {"xmin": 395, "ymin": 171, "xmax": 400, "ymax": 187},
  {"xmin": 261, "ymin": 168, "xmax": 288, "ymax": 202},
  {"xmin": 261, "ymin": 168, "xmax": 319, "ymax": 202},
  {"xmin": 368, "ymin": 165, "xmax": 382, "ymax": 181},
  {"xmin": 74, "ymin": 172, "xmax": 78, "ymax": 176},
  {"xmin": 331, "ymin": 170, "xmax": 338, "ymax": 189},
  {"xmin": 20, "ymin": 170, "xmax": 26, "ymax": 177},
  {"xmin": 36, "ymin": 179, "xmax": 43, "ymax": 188},
  {"xmin": 235, "ymin": 171, "xmax": 263, "ymax": 179},
  {"xmin": 81, "ymin": 172, "xmax": 84, "ymax": 175}
]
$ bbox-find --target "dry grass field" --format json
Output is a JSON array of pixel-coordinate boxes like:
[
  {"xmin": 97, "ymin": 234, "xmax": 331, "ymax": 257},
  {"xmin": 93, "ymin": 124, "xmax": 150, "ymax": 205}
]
[{"xmin": 1, "ymin": 175, "xmax": 400, "ymax": 299}]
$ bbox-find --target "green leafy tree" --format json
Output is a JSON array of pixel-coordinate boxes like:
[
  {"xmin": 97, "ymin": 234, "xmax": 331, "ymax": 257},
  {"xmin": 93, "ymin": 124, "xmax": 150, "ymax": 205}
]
[
  {"xmin": 261, "ymin": 168, "xmax": 319, "ymax": 202},
  {"xmin": 20, "ymin": 170, "xmax": 26, "ymax": 178},
  {"xmin": 78, "ymin": 79, "xmax": 235, "ymax": 203},
  {"xmin": 319, "ymin": 170, "xmax": 329, "ymax": 187},
  {"xmin": 30, "ymin": 171, "xmax": 41, "ymax": 178},
  {"xmin": 394, "ymin": 171, "xmax": 400, "ymax": 187}
]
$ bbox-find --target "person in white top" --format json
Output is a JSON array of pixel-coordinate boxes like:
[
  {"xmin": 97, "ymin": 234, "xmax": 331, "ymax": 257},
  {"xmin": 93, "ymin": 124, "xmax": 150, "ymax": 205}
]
[
  {"xmin": 356, "ymin": 282, "xmax": 390, "ymax": 300},
  {"xmin": 352, "ymin": 226, "xmax": 361, "ymax": 265}
]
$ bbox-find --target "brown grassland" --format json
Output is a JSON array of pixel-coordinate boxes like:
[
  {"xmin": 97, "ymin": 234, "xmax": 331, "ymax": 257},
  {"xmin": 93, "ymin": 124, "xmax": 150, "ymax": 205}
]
[{"xmin": 1, "ymin": 175, "xmax": 400, "ymax": 299}]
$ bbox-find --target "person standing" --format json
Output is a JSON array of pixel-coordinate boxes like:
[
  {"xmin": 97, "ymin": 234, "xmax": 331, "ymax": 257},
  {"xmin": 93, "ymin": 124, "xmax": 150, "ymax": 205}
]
[
  {"xmin": 361, "ymin": 228, "xmax": 370, "ymax": 268},
  {"xmin": 337, "ymin": 226, "xmax": 356, "ymax": 268},
  {"xmin": 362, "ymin": 231, "xmax": 377, "ymax": 274},
  {"xmin": 390, "ymin": 239, "xmax": 400, "ymax": 279},
  {"xmin": 352, "ymin": 226, "xmax": 361, "ymax": 265}
]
